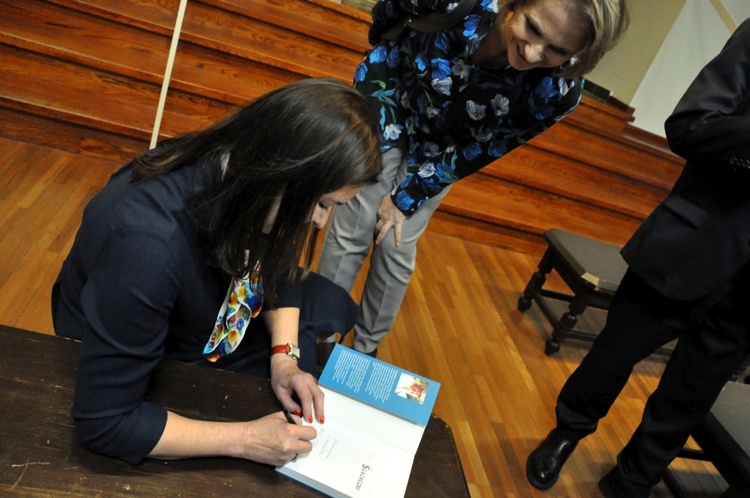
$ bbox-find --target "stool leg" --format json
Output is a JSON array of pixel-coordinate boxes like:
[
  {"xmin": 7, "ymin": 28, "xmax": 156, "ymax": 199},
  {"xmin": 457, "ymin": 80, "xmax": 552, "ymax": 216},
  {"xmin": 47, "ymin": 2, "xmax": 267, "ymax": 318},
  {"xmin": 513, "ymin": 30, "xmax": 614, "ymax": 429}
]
[
  {"xmin": 545, "ymin": 297, "xmax": 587, "ymax": 355},
  {"xmin": 518, "ymin": 249, "xmax": 555, "ymax": 312}
]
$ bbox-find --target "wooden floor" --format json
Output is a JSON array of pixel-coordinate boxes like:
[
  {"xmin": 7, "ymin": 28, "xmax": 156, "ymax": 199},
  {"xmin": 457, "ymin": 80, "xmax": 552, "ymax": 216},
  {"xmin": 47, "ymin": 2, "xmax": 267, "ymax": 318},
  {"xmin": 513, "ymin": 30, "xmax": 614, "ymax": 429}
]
[{"xmin": 0, "ymin": 136, "xmax": 728, "ymax": 497}]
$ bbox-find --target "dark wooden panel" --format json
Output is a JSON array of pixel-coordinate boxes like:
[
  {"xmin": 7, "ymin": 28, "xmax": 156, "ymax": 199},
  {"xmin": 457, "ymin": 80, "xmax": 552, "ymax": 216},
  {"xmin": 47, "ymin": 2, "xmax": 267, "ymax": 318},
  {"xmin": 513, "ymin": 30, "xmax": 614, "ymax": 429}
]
[{"xmin": 0, "ymin": 327, "xmax": 469, "ymax": 497}]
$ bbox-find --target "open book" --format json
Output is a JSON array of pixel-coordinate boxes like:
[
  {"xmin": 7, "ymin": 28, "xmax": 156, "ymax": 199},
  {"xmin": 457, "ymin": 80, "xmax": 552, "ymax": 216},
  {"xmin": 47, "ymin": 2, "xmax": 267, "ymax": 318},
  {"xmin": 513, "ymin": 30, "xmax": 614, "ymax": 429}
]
[{"xmin": 277, "ymin": 344, "xmax": 441, "ymax": 497}]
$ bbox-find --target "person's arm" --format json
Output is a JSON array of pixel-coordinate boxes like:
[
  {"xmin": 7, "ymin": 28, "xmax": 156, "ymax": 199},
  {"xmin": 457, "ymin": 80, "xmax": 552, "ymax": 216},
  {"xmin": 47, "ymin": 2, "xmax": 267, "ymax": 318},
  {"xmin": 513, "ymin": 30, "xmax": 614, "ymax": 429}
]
[
  {"xmin": 665, "ymin": 19, "xmax": 750, "ymax": 164},
  {"xmin": 149, "ymin": 410, "xmax": 315, "ymax": 465}
]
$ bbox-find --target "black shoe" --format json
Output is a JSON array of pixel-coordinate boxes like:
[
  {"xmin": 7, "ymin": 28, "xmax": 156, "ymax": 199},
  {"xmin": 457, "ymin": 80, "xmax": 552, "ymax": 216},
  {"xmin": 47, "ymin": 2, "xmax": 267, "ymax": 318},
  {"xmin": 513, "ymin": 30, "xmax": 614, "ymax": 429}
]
[{"xmin": 526, "ymin": 429, "xmax": 581, "ymax": 490}]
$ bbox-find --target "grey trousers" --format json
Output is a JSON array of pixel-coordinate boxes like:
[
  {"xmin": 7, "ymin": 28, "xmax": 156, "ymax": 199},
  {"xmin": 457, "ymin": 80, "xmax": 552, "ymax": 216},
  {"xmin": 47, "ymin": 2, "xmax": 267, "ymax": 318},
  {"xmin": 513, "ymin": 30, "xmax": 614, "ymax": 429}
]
[{"xmin": 318, "ymin": 148, "xmax": 449, "ymax": 353}]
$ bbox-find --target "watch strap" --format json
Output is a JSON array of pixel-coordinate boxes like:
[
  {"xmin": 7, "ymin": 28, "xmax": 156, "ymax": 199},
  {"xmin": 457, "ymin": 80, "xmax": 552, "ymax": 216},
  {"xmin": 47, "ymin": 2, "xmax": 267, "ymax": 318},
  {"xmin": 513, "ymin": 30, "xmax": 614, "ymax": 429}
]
[{"xmin": 271, "ymin": 343, "xmax": 300, "ymax": 360}]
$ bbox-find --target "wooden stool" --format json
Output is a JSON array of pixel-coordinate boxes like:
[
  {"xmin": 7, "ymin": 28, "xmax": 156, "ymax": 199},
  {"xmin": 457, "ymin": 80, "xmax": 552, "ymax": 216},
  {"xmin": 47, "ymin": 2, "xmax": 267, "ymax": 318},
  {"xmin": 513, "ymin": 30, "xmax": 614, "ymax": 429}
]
[
  {"xmin": 518, "ymin": 229, "xmax": 628, "ymax": 355},
  {"xmin": 518, "ymin": 229, "xmax": 750, "ymax": 380}
]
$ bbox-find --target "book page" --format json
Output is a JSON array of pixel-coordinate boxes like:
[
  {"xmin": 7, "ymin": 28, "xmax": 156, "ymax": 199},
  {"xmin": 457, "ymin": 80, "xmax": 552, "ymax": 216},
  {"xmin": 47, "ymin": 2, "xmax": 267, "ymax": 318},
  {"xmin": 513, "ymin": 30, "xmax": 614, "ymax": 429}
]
[
  {"xmin": 278, "ymin": 417, "xmax": 414, "ymax": 498},
  {"xmin": 321, "ymin": 386, "xmax": 424, "ymax": 452}
]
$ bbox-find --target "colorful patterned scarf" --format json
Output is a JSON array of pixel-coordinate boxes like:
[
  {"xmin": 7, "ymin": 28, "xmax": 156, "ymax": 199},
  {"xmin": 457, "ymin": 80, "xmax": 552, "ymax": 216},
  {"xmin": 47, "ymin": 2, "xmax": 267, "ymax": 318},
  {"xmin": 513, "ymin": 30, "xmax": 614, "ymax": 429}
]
[{"xmin": 204, "ymin": 260, "xmax": 263, "ymax": 361}]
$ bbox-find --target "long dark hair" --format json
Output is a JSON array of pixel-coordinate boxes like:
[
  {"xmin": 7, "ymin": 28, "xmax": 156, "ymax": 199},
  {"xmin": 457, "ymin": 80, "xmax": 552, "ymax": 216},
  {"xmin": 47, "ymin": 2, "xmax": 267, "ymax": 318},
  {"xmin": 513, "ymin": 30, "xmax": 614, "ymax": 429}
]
[{"xmin": 132, "ymin": 78, "xmax": 382, "ymax": 301}]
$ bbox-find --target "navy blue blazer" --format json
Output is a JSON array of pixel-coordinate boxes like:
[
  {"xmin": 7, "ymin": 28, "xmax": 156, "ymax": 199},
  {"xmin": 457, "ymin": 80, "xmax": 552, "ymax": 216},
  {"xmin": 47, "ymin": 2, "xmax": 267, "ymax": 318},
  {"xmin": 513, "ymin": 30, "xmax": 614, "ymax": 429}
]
[{"xmin": 622, "ymin": 19, "xmax": 750, "ymax": 301}]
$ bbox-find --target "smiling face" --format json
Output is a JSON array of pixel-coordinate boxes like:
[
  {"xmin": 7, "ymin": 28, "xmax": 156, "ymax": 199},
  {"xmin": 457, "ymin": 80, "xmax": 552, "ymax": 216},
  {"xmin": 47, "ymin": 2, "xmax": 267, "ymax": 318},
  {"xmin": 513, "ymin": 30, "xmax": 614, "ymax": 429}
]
[{"xmin": 500, "ymin": 0, "xmax": 587, "ymax": 71}]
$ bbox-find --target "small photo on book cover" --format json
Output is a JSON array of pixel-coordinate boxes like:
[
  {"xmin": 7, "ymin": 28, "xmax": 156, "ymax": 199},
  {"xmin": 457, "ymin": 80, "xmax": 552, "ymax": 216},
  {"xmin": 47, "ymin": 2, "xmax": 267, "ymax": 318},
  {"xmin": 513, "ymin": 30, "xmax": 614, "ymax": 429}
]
[{"xmin": 395, "ymin": 374, "xmax": 429, "ymax": 404}]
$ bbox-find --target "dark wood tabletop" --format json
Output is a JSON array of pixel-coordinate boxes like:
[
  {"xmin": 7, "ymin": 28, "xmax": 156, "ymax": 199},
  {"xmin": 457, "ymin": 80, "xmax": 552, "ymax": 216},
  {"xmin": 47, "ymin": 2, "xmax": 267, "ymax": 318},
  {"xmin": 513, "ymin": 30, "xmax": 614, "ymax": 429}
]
[{"xmin": 0, "ymin": 325, "xmax": 468, "ymax": 497}]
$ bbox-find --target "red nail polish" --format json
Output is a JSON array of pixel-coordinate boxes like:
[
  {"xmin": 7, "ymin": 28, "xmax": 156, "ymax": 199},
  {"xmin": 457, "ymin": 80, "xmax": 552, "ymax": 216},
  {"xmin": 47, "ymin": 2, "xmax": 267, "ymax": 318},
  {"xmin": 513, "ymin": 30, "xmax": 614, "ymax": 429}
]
[
  {"xmin": 308, "ymin": 415, "xmax": 313, "ymax": 423},
  {"xmin": 319, "ymin": 415, "xmax": 325, "ymax": 424},
  {"xmin": 293, "ymin": 409, "xmax": 302, "ymax": 416}
]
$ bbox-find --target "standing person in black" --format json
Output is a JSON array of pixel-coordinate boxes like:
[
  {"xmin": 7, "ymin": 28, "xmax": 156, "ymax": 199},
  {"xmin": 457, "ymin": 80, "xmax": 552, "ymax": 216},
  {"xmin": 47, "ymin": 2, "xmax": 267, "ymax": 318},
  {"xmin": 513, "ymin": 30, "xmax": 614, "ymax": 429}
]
[{"xmin": 526, "ymin": 18, "xmax": 750, "ymax": 497}]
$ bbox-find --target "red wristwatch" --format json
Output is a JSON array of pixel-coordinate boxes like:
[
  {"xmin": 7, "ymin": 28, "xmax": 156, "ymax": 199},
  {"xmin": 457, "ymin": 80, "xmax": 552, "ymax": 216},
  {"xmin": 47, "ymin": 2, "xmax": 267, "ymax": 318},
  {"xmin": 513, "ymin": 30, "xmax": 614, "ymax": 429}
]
[{"xmin": 271, "ymin": 343, "xmax": 300, "ymax": 361}]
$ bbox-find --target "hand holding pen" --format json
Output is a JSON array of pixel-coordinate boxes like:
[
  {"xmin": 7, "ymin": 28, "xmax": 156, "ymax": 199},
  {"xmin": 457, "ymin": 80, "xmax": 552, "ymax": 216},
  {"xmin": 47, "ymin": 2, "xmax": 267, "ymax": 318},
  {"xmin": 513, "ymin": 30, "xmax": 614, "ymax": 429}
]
[
  {"xmin": 283, "ymin": 408, "xmax": 299, "ymax": 425},
  {"xmin": 281, "ymin": 408, "xmax": 316, "ymax": 462},
  {"xmin": 283, "ymin": 409, "xmax": 299, "ymax": 461}
]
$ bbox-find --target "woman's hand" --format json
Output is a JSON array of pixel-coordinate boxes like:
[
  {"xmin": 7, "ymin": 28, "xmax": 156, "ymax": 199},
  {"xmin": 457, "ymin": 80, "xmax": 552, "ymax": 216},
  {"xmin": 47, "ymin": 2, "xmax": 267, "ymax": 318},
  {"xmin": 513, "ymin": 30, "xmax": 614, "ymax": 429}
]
[
  {"xmin": 270, "ymin": 354, "xmax": 325, "ymax": 425},
  {"xmin": 239, "ymin": 411, "xmax": 317, "ymax": 465},
  {"xmin": 375, "ymin": 194, "xmax": 407, "ymax": 246}
]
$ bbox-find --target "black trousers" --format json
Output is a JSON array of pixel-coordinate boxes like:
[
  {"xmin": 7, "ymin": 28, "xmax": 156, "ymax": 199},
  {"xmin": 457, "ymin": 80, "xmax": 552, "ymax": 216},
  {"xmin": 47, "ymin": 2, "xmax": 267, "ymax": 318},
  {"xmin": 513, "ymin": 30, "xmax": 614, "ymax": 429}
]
[{"xmin": 555, "ymin": 267, "xmax": 750, "ymax": 491}]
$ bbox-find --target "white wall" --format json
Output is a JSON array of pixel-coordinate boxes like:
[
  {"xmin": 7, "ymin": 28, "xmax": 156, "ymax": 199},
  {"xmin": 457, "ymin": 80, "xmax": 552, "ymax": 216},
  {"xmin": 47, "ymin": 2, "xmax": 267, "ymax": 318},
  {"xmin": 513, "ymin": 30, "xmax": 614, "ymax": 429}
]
[
  {"xmin": 629, "ymin": 0, "xmax": 733, "ymax": 136},
  {"xmin": 724, "ymin": 0, "xmax": 750, "ymax": 27}
]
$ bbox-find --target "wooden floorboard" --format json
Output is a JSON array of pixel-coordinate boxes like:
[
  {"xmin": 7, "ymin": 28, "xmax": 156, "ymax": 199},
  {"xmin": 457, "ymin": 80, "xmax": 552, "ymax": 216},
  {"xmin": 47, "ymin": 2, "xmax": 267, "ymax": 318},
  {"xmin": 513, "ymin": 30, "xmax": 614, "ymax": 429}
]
[{"xmin": 0, "ymin": 137, "xmax": 727, "ymax": 497}]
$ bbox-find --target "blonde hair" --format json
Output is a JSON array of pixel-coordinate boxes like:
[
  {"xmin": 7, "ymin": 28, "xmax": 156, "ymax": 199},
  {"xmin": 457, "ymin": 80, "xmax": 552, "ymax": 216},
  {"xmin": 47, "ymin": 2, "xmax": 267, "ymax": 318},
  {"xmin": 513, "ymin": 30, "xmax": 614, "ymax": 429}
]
[{"xmin": 502, "ymin": 0, "xmax": 630, "ymax": 78}]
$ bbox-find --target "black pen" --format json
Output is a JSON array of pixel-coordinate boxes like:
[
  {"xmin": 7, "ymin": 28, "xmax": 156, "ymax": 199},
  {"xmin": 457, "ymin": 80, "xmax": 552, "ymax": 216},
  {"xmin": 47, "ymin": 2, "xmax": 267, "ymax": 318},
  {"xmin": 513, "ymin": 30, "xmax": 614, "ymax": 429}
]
[
  {"xmin": 283, "ymin": 408, "xmax": 298, "ymax": 425},
  {"xmin": 283, "ymin": 409, "xmax": 300, "ymax": 462}
]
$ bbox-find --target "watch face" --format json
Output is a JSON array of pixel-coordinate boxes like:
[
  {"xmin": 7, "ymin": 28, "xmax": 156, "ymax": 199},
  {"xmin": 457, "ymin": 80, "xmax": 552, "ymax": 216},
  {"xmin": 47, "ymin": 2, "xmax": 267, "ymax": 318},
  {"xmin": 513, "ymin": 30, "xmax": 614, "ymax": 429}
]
[{"xmin": 289, "ymin": 343, "xmax": 301, "ymax": 360}]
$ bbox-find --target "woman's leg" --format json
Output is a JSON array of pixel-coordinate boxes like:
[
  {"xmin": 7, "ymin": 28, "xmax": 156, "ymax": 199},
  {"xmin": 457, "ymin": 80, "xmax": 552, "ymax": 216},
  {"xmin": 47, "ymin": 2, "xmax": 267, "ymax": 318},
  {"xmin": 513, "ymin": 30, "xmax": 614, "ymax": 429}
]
[
  {"xmin": 352, "ymin": 185, "xmax": 449, "ymax": 354},
  {"xmin": 318, "ymin": 148, "xmax": 403, "ymax": 294},
  {"xmin": 318, "ymin": 147, "xmax": 449, "ymax": 354}
]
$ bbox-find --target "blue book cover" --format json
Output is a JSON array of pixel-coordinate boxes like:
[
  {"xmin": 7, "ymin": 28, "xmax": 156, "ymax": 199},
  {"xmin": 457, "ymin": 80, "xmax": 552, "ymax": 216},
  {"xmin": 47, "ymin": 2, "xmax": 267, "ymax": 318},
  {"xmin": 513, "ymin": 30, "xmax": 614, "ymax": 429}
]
[{"xmin": 318, "ymin": 344, "xmax": 440, "ymax": 426}]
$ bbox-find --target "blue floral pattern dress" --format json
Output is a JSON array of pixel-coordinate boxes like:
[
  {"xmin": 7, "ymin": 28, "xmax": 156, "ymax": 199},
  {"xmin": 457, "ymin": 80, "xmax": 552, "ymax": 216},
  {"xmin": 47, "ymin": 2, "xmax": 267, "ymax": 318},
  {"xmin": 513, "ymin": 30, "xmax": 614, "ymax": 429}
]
[{"xmin": 356, "ymin": 0, "xmax": 583, "ymax": 215}]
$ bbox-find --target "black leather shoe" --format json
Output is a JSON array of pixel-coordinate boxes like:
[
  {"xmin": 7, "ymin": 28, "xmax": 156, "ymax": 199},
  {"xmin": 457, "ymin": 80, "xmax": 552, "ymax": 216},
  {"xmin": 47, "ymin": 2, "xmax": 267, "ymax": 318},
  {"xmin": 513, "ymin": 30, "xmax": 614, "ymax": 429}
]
[{"xmin": 526, "ymin": 429, "xmax": 581, "ymax": 490}]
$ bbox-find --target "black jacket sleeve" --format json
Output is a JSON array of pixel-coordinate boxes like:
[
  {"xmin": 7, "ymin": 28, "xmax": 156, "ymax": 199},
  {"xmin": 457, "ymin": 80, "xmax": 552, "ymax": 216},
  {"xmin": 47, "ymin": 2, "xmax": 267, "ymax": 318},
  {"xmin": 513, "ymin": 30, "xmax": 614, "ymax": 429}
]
[{"xmin": 665, "ymin": 19, "xmax": 750, "ymax": 167}]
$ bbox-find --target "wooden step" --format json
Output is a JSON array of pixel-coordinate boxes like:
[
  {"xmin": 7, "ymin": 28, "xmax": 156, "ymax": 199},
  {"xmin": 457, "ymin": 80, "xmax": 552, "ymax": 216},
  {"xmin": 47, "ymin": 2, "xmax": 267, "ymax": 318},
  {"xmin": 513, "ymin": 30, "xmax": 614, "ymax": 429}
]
[
  {"xmin": 0, "ymin": 44, "xmax": 159, "ymax": 138},
  {"xmin": 0, "ymin": 0, "xmax": 301, "ymax": 107},
  {"xmin": 480, "ymin": 143, "xmax": 670, "ymax": 220},
  {"xmin": 0, "ymin": 106, "xmax": 146, "ymax": 163},
  {"xmin": 202, "ymin": 0, "xmax": 371, "ymax": 52},
  {"xmin": 434, "ymin": 170, "xmax": 645, "ymax": 252},
  {"xmin": 52, "ymin": 0, "xmax": 367, "ymax": 81},
  {"xmin": 532, "ymin": 118, "xmax": 683, "ymax": 191}
]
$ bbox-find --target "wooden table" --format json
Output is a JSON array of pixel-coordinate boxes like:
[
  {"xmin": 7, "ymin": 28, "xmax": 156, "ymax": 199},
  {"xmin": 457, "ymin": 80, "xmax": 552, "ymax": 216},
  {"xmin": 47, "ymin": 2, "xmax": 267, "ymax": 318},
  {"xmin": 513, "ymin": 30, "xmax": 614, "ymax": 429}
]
[{"xmin": 0, "ymin": 325, "xmax": 469, "ymax": 497}]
